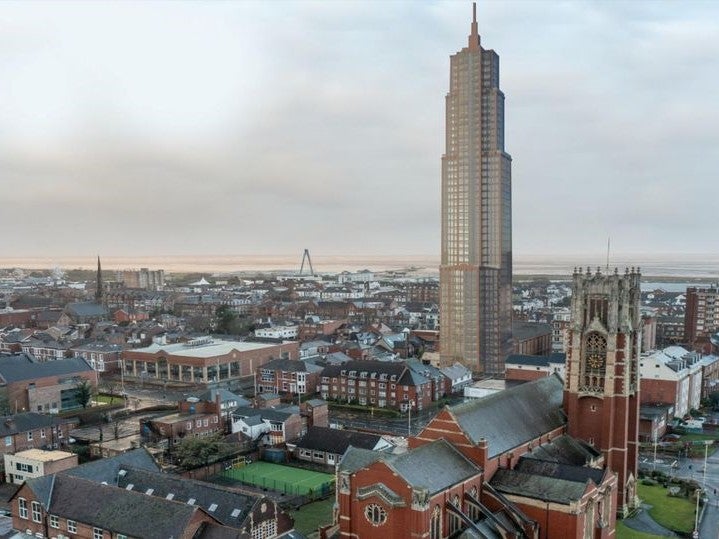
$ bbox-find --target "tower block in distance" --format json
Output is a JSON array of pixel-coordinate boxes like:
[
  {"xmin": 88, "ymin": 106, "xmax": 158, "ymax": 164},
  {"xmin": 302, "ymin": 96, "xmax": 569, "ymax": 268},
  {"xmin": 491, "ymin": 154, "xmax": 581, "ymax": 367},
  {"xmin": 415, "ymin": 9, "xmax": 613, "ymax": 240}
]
[
  {"xmin": 439, "ymin": 3, "xmax": 513, "ymax": 375},
  {"xmin": 563, "ymin": 267, "xmax": 642, "ymax": 515}
]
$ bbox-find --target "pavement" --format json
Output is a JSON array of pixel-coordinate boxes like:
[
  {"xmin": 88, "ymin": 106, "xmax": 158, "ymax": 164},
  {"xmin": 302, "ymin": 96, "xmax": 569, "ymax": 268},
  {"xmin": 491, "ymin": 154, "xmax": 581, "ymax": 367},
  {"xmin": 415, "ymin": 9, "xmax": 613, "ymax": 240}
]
[{"xmin": 622, "ymin": 503, "xmax": 678, "ymax": 537}]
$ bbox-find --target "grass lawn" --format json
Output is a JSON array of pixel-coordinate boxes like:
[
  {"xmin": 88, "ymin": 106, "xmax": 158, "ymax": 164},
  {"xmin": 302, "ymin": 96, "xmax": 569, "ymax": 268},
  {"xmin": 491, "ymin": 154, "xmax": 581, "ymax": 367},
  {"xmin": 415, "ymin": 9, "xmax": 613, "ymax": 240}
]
[
  {"xmin": 94, "ymin": 394, "xmax": 120, "ymax": 405},
  {"xmin": 615, "ymin": 521, "xmax": 664, "ymax": 539},
  {"xmin": 677, "ymin": 433, "xmax": 719, "ymax": 442},
  {"xmin": 290, "ymin": 497, "xmax": 334, "ymax": 537},
  {"xmin": 637, "ymin": 483, "xmax": 696, "ymax": 534}
]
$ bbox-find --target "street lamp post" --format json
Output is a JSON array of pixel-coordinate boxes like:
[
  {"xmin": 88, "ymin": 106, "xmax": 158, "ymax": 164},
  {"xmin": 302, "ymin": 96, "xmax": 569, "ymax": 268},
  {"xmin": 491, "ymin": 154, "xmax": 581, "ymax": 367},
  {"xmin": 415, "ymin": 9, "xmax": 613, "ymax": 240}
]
[
  {"xmin": 702, "ymin": 440, "xmax": 712, "ymax": 490},
  {"xmin": 693, "ymin": 487, "xmax": 701, "ymax": 539}
]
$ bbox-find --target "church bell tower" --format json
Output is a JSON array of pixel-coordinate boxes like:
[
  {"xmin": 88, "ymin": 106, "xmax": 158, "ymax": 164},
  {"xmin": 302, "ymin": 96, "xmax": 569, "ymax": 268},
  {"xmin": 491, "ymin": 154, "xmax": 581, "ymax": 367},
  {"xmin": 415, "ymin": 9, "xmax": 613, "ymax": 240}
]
[{"xmin": 563, "ymin": 267, "xmax": 642, "ymax": 515}]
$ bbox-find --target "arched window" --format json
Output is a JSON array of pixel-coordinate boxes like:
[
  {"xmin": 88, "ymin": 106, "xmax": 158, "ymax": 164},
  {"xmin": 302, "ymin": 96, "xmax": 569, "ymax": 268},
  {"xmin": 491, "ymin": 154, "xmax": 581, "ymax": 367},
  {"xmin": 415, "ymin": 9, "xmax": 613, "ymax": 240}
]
[
  {"xmin": 449, "ymin": 495, "xmax": 462, "ymax": 534},
  {"xmin": 430, "ymin": 505, "xmax": 442, "ymax": 539},
  {"xmin": 467, "ymin": 486, "xmax": 480, "ymax": 521}
]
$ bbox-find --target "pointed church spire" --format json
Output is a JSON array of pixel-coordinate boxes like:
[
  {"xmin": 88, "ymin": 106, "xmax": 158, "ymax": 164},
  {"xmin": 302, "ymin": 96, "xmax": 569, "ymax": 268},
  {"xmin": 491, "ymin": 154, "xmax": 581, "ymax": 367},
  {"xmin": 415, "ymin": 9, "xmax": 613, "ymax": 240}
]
[
  {"xmin": 469, "ymin": 2, "xmax": 480, "ymax": 50},
  {"xmin": 95, "ymin": 256, "xmax": 103, "ymax": 303}
]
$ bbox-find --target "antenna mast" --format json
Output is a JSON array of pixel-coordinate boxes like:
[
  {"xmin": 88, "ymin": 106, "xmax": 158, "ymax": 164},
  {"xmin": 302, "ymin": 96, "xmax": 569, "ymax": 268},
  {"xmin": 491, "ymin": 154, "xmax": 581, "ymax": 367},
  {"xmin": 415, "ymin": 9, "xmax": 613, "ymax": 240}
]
[{"xmin": 606, "ymin": 237, "xmax": 611, "ymax": 272}]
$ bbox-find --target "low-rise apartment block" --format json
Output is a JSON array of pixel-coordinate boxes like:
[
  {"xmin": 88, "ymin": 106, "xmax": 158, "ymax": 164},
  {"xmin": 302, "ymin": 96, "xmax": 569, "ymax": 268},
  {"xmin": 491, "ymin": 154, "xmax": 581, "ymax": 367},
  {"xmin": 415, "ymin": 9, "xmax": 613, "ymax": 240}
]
[{"xmin": 4, "ymin": 448, "xmax": 77, "ymax": 484}]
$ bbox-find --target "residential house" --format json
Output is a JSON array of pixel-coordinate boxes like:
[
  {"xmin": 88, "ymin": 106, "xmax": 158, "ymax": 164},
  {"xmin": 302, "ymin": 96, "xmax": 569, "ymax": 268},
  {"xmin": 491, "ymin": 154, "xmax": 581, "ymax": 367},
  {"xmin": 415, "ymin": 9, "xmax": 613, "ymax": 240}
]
[
  {"xmin": 289, "ymin": 426, "xmax": 392, "ymax": 467},
  {"xmin": 230, "ymin": 406, "xmax": 303, "ymax": 446},
  {"xmin": 256, "ymin": 358, "xmax": 323, "ymax": 397},
  {"xmin": 439, "ymin": 362, "xmax": 473, "ymax": 394}
]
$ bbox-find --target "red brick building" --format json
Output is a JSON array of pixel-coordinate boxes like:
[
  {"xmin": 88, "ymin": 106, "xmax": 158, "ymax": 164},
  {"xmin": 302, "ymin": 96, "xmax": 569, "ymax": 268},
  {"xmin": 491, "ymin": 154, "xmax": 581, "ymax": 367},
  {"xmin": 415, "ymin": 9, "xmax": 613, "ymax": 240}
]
[
  {"xmin": 333, "ymin": 269, "xmax": 642, "ymax": 538},
  {"xmin": 122, "ymin": 337, "xmax": 298, "ymax": 385},
  {"xmin": 563, "ymin": 268, "xmax": 642, "ymax": 514},
  {"xmin": 257, "ymin": 358, "xmax": 323, "ymax": 397},
  {"xmin": 10, "ymin": 474, "xmax": 222, "ymax": 539},
  {"xmin": 335, "ymin": 375, "xmax": 617, "ymax": 539},
  {"xmin": 512, "ymin": 321, "xmax": 552, "ymax": 356},
  {"xmin": 504, "ymin": 353, "xmax": 566, "ymax": 383},
  {"xmin": 319, "ymin": 360, "xmax": 434, "ymax": 412},
  {"xmin": 0, "ymin": 355, "xmax": 97, "ymax": 414}
]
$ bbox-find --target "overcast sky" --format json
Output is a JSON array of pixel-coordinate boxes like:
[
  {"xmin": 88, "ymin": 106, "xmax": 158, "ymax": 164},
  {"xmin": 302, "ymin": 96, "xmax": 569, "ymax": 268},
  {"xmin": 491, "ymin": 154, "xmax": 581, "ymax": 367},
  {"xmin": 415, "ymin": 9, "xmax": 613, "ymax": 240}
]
[{"xmin": 1, "ymin": 0, "xmax": 717, "ymax": 259}]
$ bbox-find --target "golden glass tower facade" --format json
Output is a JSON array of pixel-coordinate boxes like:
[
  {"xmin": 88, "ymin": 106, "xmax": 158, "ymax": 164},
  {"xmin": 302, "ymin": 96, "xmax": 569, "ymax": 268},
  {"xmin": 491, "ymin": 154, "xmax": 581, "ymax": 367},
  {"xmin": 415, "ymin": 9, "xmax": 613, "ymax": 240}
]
[{"xmin": 440, "ymin": 4, "xmax": 512, "ymax": 374}]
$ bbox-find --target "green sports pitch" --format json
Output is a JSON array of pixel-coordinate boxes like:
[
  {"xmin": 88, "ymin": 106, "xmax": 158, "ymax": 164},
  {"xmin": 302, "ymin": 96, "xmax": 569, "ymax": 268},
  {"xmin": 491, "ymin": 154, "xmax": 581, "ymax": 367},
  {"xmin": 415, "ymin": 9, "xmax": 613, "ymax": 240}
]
[{"xmin": 222, "ymin": 461, "xmax": 334, "ymax": 497}]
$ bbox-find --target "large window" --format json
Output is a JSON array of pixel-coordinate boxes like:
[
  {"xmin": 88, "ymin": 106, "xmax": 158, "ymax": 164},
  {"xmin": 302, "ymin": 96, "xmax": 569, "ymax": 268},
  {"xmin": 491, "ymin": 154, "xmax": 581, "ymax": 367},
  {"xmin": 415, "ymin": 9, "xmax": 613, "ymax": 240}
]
[
  {"xmin": 364, "ymin": 504, "xmax": 387, "ymax": 527},
  {"xmin": 31, "ymin": 501, "xmax": 41, "ymax": 523},
  {"xmin": 49, "ymin": 515, "xmax": 59, "ymax": 528},
  {"xmin": 67, "ymin": 520, "xmax": 77, "ymax": 533},
  {"xmin": 430, "ymin": 505, "xmax": 442, "ymax": 539},
  {"xmin": 93, "ymin": 527, "xmax": 104, "ymax": 539},
  {"xmin": 18, "ymin": 498, "xmax": 27, "ymax": 519}
]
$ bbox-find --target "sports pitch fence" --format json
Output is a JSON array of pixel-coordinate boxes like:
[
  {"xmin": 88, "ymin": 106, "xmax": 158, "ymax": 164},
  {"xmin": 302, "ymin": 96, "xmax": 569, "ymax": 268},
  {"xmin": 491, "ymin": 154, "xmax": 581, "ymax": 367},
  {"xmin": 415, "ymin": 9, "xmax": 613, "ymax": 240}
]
[{"xmin": 222, "ymin": 461, "xmax": 334, "ymax": 498}]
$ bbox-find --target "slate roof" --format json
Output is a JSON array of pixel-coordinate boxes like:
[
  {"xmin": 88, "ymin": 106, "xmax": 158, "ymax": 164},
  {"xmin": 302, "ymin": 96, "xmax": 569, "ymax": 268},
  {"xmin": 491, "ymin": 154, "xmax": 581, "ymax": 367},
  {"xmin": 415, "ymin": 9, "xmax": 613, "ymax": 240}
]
[
  {"xmin": 24, "ymin": 474, "xmax": 211, "ymax": 539},
  {"xmin": 340, "ymin": 439, "xmax": 480, "ymax": 495},
  {"xmin": 522, "ymin": 434, "xmax": 601, "ymax": 466},
  {"xmin": 192, "ymin": 388, "xmax": 250, "ymax": 407},
  {"xmin": 0, "ymin": 355, "xmax": 93, "ymax": 383},
  {"xmin": 231, "ymin": 406, "xmax": 295, "ymax": 423},
  {"xmin": 0, "ymin": 412, "xmax": 76, "ymax": 437},
  {"xmin": 117, "ymin": 467, "xmax": 263, "ymax": 528},
  {"xmin": 262, "ymin": 357, "xmax": 323, "ymax": 374},
  {"xmin": 295, "ymin": 426, "xmax": 384, "ymax": 454},
  {"xmin": 514, "ymin": 458, "xmax": 606, "ymax": 486},
  {"xmin": 63, "ymin": 448, "xmax": 160, "ymax": 484},
  {"xmin": 447, "ymin": 374, "xmax": 565, "ymax": 458},
  {"xmin": 64, "ymin": 302, "xmax": 108, "ymax": 318},
  {"xmin": 512, "ymin": 321, "xmax": 552, "ymax": 341},
  {"xmin": 321, "ymin": 360, "xmax": 407, "ymax": 379},
  {"xmin": 490, "ymin": 468, "xmax": 589, "ymax": 505}
]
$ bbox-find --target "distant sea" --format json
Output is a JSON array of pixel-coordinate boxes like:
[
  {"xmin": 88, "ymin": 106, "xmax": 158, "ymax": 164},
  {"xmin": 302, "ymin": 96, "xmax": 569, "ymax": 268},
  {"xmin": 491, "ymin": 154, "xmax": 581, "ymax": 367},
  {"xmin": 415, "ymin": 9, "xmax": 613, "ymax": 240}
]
[{"xmin": 0, "ymin": 253, "xmax": 717, "ymax": 280}]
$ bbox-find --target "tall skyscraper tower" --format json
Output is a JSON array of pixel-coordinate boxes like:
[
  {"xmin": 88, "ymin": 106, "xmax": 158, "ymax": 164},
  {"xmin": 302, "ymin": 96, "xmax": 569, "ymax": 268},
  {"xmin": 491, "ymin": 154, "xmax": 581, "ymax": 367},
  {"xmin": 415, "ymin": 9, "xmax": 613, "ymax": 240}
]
[
  {"xmin": 440, "ymin": 4, "xmax": 513, "ymax": 374},
  {"xmin": 563, "ymin": 267, "xmax": 642, "ymax": 515}
]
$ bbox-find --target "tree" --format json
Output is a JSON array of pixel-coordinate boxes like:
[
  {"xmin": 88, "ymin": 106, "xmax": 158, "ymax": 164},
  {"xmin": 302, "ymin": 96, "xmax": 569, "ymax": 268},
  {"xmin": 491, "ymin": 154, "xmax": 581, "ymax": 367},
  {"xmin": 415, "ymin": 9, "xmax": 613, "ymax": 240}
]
[
  {"xmin": 215, "ymin": 305, "xmax": 237, "ymax": 334},
  {"xmin": 174, "ymin": 433, "xmax": 233, "ymax": 469},
  {"xmin": 75, "ymin": 379, "xmax": 94, "ymax": 409}
]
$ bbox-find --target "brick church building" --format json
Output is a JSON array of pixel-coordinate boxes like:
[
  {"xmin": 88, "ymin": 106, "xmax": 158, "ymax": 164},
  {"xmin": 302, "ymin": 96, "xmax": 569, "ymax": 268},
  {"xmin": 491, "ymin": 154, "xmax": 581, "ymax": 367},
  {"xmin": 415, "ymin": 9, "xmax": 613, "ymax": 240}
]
[{"xmin": 333, "ymin": 268, "xmax": 642, "ymax": 538}]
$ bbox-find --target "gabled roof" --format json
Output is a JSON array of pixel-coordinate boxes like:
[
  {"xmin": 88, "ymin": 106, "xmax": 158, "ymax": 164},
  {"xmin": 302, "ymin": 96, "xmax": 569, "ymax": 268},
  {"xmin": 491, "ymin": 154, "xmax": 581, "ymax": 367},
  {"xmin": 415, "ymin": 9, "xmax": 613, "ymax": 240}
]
[
  {"xmin": 490, "ymin": 457, "xmax": 606, "ymax": 505},
  {"xmin": 489, "ymin": 467, "xmax": 590, "ymax": 505},
  {"xmin": 447, "ymin": 374, "xmax": 565, "ymax": 458},
  {"xmin": 231, "ymin": 406, "xmax": 295, "ymax": 423},
  {"xmin": 514, "ymin": 458, "xmax": 606, "ymax": 486},
  {"xmin": 522, "ymin": 434, "xmax": 601, "ymax": 466},
  {"xmin": 63, "ymin": 448, "xmax": 160, "ymax": 484},
  {"xmin": 340, "ymin": 439, "xmax": 481, "ymax": 495},
  {"xmin": 37, "ymin": 474, "xmax": 210, "ymax": 539},
  {"xmin": 321, "ymin": 359, "xmax": 407, "ymax": 379},
  {"xmin": 117, "ymin": 467, "xmax": 265, "ymax": 528},
  {"xmin": 0, "ymin": 412, "xmax": 76, "ymax": 437},
  {"xmin": 64, "ymin": 302, "xmax": 108, "ymax": 318},
  {"xmin": 295, "ymin": 426, "xmax": 384, "ymax": 454}
]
